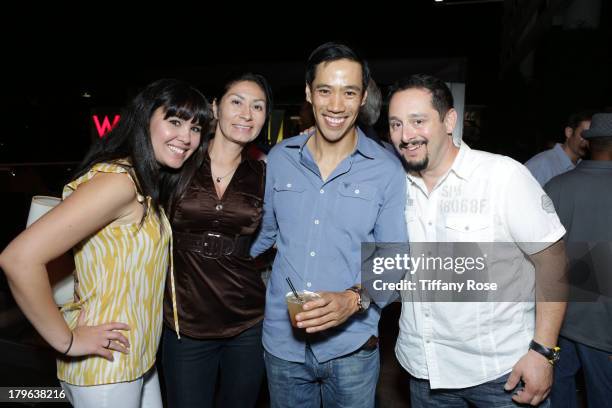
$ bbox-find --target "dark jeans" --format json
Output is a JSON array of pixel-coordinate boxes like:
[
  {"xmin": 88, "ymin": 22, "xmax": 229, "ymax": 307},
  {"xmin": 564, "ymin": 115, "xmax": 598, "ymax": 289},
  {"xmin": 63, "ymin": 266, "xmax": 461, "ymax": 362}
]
[
  {"xmin": 264, "ymin": 344, "xmax": 380, "ymax": 408},
  {"xmin": 161, "ymin": 322, "xmax": 265, "ymax": 408},
  {"xmin": 410, "ymin": 373, "xmax": 551, "ymax": 408},
  {"xmin": 551, "ymin": 336, "xmax": 612, "ymax": 408}
]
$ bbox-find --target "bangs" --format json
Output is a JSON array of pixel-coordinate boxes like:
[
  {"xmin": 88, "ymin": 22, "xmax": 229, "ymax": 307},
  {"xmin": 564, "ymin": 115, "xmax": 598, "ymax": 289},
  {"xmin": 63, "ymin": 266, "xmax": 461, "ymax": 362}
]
[
  {"xmin": 158, "ymin": 84, "xmax": 211, "ymax": 127},
  {"xmin": 163, "ymin": 100, "xmax": 210, "ymax": 126},
  {"xmin": 164, "ymin": 105, "xmax": 209, "ymax": 125}
]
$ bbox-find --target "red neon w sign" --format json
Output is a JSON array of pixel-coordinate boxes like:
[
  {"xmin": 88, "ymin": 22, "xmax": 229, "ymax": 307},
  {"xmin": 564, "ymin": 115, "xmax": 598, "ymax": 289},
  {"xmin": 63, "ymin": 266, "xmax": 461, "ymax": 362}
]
[{"xmin": 92, "ymin": 115, "xmax": 120, "ymax": 138}]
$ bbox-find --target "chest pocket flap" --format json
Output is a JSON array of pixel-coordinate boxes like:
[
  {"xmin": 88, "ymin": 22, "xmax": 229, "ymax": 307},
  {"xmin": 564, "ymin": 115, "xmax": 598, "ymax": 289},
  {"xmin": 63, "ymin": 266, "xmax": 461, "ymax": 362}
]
[
  {"xmin": 273, "ymin": 182, "xmax": 306, "ymax": 193},
  {"xmin": 273, "ymin": 182, "xmax": 306, "ymax": 219},
  {"xmin": 445, "ymin": 216, "xmax": 490, "ymax": 233},
  {"xmin": 338, "ymin": 183, "xmax": 376, "ymax": 201}
]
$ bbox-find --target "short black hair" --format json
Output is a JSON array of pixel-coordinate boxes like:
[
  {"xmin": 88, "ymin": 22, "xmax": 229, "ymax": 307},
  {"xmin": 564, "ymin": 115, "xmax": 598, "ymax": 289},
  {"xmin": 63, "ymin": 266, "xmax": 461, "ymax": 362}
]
[
  {"xmin": 305, "ymin": 42, "xmax": 370, "ymax": 92},
  {"xmin": 388, "ymin": 74, "xmax": 454, "ymax": 119},
  {"xmin": 566, "ymin": 110, "xmax": 594, "ymax": 130}
]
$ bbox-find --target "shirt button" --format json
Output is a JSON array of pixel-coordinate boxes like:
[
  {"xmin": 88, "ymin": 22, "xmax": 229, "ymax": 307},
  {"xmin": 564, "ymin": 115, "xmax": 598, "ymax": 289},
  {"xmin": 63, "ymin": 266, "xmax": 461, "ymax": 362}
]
[
  {"xmin": 310, "ymin": 251, "xmax": 316, "ymax": 257},
  {"xmin": 465, "ymin": 226, "xmax": 470, "ymax": 231},
  {"xmin": 428, "ymin": 221, "xmax": 432, "ymax": 226},
  {"xmin": 212, "ymin": 220, "xmax": 220, "ymax": 227},
  {"xmin": 424, "ymin": 313, "xmax": 429, "ymax": 317},
  {"xmin": 314, "ymin": 219, "xmax": 320, "ymax": 225},
  {"xmin": 286, "ymin": 183, "xmax": 292, "ymax": 188},
  {"xmin": 306, "ymin": 282, "xmax": 312, "ymax": 288},
  {"xmin": 354, "ymin": 189, "xmax": 360, "ymax": 194},
  {"xmin": 426, "ymin": 340, "xmax": 431, "ymax": 344},
  {"xmin": 320, "ymin": 189, "xmax": 325, "ymax": 194},
  {"xmin": 215, "ymin": 204, "xmax": 223, "ymax": 211}
]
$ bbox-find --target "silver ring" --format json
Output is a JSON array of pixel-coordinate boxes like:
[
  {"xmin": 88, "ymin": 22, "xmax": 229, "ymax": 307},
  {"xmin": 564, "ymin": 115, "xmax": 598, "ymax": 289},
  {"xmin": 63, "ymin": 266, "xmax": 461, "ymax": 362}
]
[{"xmin": 106, "ymin": 339, "xmax": 111, "ymax": 349}]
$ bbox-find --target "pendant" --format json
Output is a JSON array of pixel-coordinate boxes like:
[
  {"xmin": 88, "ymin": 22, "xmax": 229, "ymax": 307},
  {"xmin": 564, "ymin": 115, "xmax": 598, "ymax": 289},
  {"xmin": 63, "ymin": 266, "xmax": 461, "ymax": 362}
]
[{"xmin": 216, "ymin": 177, "xmax": 222, "ymax": 183}]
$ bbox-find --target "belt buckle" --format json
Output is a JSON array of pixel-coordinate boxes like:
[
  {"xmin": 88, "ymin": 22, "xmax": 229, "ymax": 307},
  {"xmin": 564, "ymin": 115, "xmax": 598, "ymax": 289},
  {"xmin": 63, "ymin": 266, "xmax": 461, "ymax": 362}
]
[
  {"xmin": 201, "ymin": 232, "xmax": 234, "ymax": 258},
  {"xmin": 202, "ymin": 232, "xmax": 222, "ymax": 258}
]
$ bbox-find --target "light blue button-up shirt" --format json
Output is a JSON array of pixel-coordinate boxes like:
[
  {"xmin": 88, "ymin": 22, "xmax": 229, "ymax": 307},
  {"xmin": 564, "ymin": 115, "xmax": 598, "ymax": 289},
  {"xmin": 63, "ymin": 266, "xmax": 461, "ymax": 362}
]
[
  {"xmin": 525, "ymin": 143, "xmax": 576, "ymax": 186},
  {"xmin": 251, "ymin": 129, "xmax": 408, "ymax": 363}
]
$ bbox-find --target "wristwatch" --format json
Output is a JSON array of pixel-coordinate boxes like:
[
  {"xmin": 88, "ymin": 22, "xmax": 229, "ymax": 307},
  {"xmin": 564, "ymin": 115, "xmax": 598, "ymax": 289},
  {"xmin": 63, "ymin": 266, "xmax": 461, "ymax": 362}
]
[
  {"xmin": 529, "ymin": 340, "xmax": 561, "ymax": 365},
  {"xmin": 346, "ymin": 286, "xmax": 371, "ymax": 313}
]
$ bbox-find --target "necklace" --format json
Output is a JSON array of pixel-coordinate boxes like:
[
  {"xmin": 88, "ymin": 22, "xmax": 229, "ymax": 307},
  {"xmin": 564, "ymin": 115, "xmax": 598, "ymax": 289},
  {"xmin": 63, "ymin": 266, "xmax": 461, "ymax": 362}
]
[
  {"xmin": 209, "ymin": 140, "xmax": 240, "ymax": 183},
  {"xmin": 213, "ymin": 166, "xmax": 237, "ymax": 183}
]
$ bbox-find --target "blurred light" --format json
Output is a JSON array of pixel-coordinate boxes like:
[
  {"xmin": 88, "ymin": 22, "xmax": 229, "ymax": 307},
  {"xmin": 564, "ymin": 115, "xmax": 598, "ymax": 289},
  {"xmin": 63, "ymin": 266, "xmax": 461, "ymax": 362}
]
[{"xmin": 81, "ymin": 92, "xmax": 92, "ymax": 98}]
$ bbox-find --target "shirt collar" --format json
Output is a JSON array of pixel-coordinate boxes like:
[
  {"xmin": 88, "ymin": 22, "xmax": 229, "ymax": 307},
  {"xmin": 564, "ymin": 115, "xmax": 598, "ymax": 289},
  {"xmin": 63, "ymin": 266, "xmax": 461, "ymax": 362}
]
[
  {"xmin": 553, "ymin": 143, "xmax": 578, "ymax": 168},
  {"xmin": 405, "ymin": 141, "xmax": 473, "ymax": 187},
  {"xmin": 203, "ymin": 142, "xmax": 260, "ymax": 177},
  {"xmin": 447, "ymin": 141, "xmax": 473, "ymax": 180},
  {"xmin": 576, "ymin": 159, "xmax": 612, "ymax": 169},
  {"xmin": 283, "ymin": 127, "xmax": 376, "ymax": 160}
]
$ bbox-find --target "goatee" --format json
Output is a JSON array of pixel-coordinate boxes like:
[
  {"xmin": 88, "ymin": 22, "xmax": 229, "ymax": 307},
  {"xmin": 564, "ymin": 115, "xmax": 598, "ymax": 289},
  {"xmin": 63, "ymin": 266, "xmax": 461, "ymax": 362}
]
[{"xmin": 404, "ymin": 156, "xmax": 429, "ymax": 172}]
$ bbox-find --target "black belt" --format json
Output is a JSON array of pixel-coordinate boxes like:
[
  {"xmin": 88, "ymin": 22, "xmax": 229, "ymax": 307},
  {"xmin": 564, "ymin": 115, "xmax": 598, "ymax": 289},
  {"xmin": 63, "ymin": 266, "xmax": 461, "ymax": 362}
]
[
  {"xmin": 360, "ymin": 335, "xmax": 378, "ymax": 351},
  {"xmin": 174, "ymin": 231, "xmax": 252, "ymax": 258}
]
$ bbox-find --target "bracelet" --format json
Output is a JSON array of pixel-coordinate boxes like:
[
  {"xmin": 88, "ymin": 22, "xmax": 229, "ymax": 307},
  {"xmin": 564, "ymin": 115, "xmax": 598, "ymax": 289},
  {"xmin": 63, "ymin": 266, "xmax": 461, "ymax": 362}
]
[{"xmin": 62, "ymin": 331, "xmax": 74, "ymax": 355}]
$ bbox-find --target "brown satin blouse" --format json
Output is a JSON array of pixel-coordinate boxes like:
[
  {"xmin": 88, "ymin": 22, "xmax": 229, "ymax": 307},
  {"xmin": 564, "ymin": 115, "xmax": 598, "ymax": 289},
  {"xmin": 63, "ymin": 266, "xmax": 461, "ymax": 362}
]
[{"xmin": 163, "ymin": 152, "xmax": 266, "ymax": 339}]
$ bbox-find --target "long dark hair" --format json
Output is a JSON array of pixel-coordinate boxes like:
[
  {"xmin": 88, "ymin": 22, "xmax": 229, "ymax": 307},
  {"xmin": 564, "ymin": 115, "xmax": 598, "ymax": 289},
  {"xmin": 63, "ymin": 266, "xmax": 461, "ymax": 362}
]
[{"xmin": 73, "ymin": 78, "xmax": 213, "ymax": 218}]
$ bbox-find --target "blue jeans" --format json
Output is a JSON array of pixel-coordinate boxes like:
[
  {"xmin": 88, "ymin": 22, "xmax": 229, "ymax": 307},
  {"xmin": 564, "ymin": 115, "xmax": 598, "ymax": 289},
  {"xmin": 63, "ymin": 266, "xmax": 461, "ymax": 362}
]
[
  {"xmin": 264, "ymin": 344, "xmax": 380, "ymax": 408},
  {"xmin": 410, "ymin": 373, "xmax": 551, "ymax": 408},
  {"xmin": 551, "ymin": 336, "xmax": 612, "ymax": 408},
  {"xmin": 161, "ymin": 322, "xmax": 265, "ymax": 408}
]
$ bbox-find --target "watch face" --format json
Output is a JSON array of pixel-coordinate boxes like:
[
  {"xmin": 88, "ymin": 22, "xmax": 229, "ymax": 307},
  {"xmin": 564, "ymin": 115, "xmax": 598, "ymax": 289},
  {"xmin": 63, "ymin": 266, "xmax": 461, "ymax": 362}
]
[
  {"xmin": 361, "ymin": 292, "xmax": 371, "ymax": 310},
  {"xmin": 551, "ymin": 350, "xmax": 560, "ymax": 363},
  {"xmin": 362, "ymin": 297, "xmax": 371, "ymax": 310}
]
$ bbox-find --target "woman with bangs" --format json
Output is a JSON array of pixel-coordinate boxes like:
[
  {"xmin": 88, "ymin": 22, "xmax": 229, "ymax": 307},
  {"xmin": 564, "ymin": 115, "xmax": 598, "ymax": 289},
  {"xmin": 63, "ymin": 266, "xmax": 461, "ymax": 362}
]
[
  {"xmin": 0, "ymin": 79, "xmax": 212, "ymax": 407},
  {"xmin": 162, "ymin": 73, "xmax": 273, "ymax": 408}
]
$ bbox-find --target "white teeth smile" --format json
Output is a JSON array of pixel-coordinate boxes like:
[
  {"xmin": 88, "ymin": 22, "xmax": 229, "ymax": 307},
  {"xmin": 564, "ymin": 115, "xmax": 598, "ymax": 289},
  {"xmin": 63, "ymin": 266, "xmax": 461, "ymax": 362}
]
[
  {"xmin": 325, "ymin": 117, "xmax": 346, "ymax": 125},
  {"xmin": 401, "ymin": 140, "xmax": 427, "ymax": 151},
  {"xmin": 234, "ymin": 125, "xmax": 251, "ymax": 130},
  {"xmin": 167, "ymin": 145, "xmax": 186, "ymax": 155}
]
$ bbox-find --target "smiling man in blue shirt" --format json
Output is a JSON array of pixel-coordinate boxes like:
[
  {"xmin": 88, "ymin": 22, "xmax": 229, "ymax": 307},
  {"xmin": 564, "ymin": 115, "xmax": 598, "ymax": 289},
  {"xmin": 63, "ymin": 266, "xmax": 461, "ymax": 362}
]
[{"xmin": 250, "ymin": 42, "xmax": 407, "ymax": 408}]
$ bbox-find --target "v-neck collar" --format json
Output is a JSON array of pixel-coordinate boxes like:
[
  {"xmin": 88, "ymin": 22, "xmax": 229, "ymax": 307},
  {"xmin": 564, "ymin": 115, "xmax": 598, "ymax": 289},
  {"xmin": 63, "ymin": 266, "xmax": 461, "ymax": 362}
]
[{"xmin": 204, "ymin": 150, "xmax": 248, "ymax": 202}]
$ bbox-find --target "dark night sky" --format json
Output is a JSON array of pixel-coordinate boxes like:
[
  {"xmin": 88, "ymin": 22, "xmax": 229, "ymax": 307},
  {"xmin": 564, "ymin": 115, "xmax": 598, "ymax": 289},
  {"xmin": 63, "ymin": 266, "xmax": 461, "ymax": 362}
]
[
  {"xmin": 3, "ymin": 2, "xmax": 504, "ymax": 162},
  {"xmin": 8, "ymin": 2, "xmax": 503, "ymax": 96},
  {"xmin": 5, "ymin": 1, "xmax": 611, "ymax": 165}
]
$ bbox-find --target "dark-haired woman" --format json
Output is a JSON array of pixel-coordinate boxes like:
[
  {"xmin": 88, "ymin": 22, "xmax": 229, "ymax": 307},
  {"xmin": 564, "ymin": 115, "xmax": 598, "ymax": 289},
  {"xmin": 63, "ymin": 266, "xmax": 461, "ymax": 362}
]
[
  {"xmin": 0, "ymin": 79, "xmax": 212, "ymax": 407},
  {"xmin": 162, "ymin": 73, "xmax": 272, "ymax": 408}
]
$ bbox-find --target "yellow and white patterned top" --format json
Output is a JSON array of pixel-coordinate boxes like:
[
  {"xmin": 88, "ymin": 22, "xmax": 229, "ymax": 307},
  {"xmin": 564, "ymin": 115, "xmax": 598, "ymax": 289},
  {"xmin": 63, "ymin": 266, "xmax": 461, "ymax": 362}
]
[{"xmin": 57, "ymin": 161, "xmax": 172, "ymax": 385}]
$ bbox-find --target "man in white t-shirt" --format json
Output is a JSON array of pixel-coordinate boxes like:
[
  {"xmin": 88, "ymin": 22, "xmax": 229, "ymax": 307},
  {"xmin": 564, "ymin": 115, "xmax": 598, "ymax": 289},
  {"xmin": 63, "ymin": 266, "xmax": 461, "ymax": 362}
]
[{"xmin": 388, "ymin": 74, "xmax": 567, "ymax": 407}]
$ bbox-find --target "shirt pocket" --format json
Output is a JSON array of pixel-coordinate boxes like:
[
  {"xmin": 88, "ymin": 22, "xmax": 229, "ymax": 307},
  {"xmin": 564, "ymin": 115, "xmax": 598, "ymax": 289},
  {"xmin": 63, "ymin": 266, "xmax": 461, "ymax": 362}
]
[
  {"xmin": 334, "ymin": 183, "xmax": 379, "ymax": 232},
  {"xmin": 444, "ymin": 215, "xmax": 492, "ymax": 242},
  {"xmin": 273, "ymin": 182, "xmax": 306, "ymax": 221}
]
